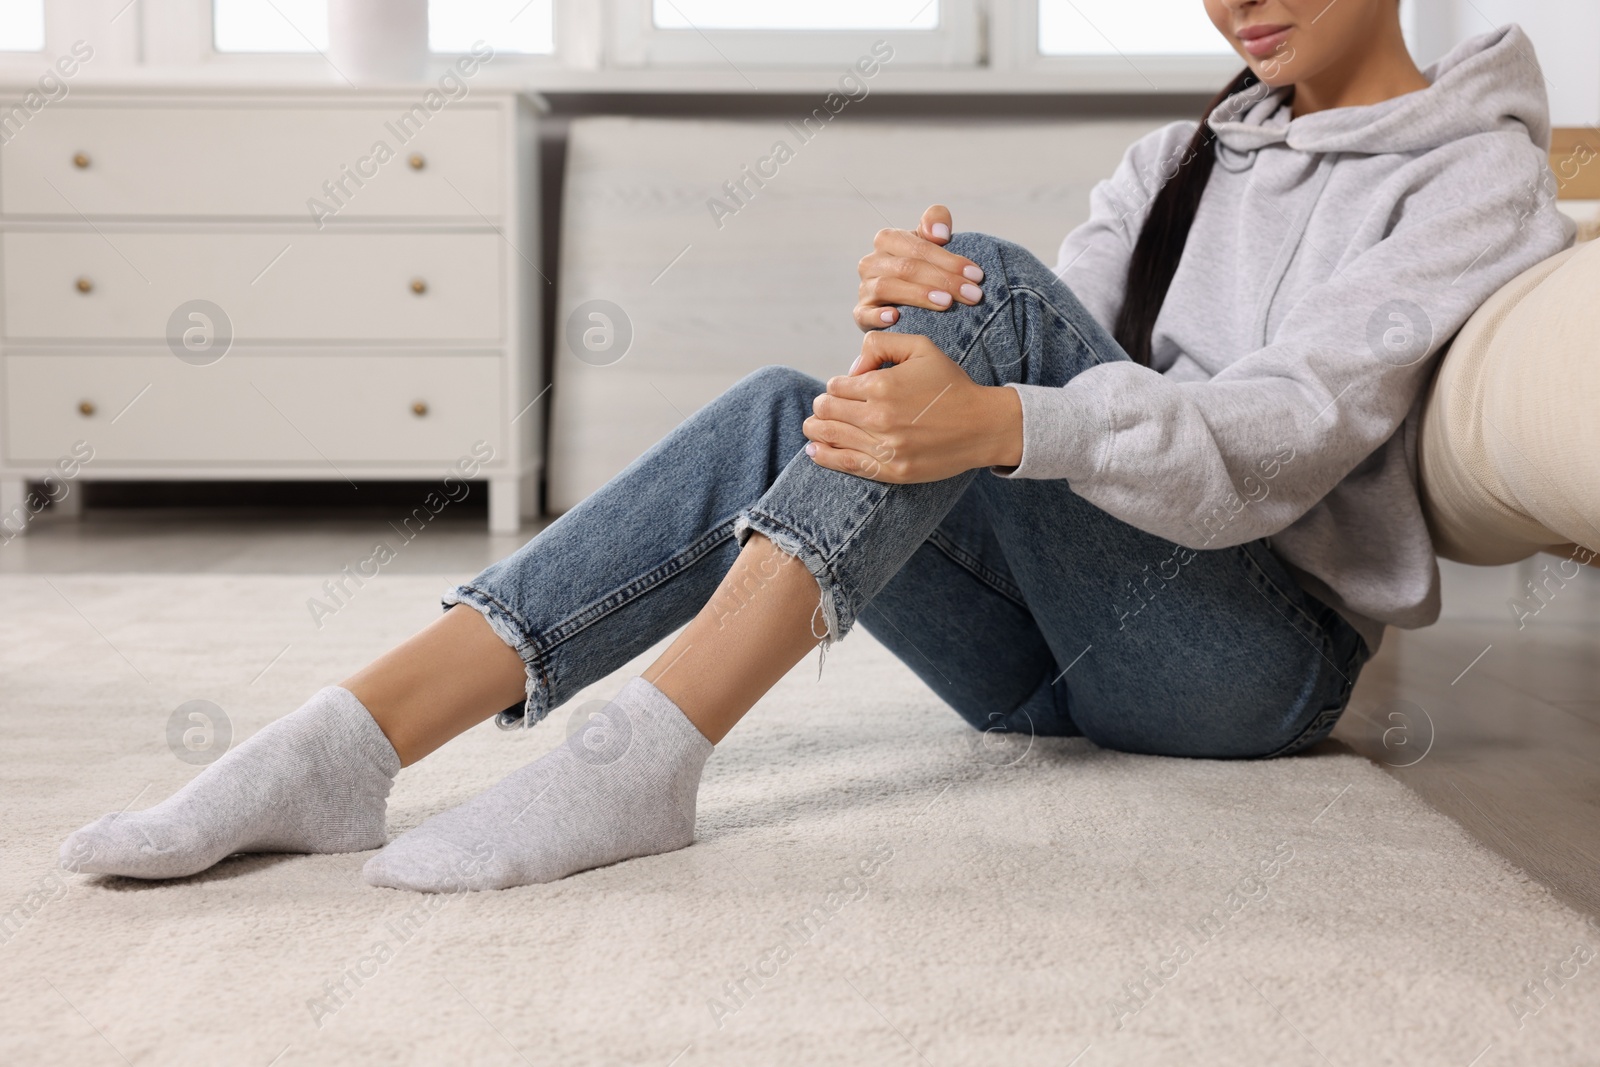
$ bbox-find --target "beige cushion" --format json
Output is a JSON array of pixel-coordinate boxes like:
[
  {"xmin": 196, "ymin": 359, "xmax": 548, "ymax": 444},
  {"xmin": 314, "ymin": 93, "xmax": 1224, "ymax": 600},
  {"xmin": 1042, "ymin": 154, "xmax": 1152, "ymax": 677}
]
[{"xmin": 1419, "ymin": 239, "xmax": 1600, "ymax": 563}]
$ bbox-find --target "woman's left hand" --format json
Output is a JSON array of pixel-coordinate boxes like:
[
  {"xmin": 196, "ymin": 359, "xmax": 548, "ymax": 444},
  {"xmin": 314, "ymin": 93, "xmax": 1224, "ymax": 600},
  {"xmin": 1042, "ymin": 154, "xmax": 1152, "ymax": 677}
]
[{"xmin": 803, "ymin": 331, "xmax": 1024, "ymax": 483}]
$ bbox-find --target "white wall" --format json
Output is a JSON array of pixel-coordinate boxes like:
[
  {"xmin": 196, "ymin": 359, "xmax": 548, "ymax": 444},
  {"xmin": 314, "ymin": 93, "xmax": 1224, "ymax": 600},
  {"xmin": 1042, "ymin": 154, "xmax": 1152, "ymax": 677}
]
[{"xmin": 1411, "ymin": 0, "xmax": 1600, "ymax": 125}]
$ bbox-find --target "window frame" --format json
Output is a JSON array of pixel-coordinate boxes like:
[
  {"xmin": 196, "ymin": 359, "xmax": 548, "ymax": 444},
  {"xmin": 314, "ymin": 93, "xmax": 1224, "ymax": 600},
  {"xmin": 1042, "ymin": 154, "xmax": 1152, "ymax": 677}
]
[{"xmin": 605, "ymin": 0, "xmax": 982, "ymax": 69}]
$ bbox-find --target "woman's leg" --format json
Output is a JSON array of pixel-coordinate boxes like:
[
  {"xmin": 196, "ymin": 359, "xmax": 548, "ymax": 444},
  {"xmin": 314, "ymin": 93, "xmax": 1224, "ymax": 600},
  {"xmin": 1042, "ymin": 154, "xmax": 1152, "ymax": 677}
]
[
  {"xmin": 362, "ymin": 529, "xmax": 836, "ymax": 892},
  {"xmin": 361, "ymin": 233, "xmax": 1178, "ymax": 892},
  {"xmin": 974, "ymin": 475, "xmax": 1369, "ymax": 757},
  {"xmin": 61, "ymin": 367, "xmax": 826, "ymax": 881},
  {"xmin": 641, "ymin": 533, "xmax": 826, "ymax": 743},
  {"xmin": 855, "ymin": 485, "xmax": 1068, "ymax": 741},
  {"xmin": 60, "ymin": 685, "xmax": 402, "ymax": 880},
  {"xmin": 849, "ymin": 234, "xmax": 1369, "ymax": 756},
  {"xmin": 653, "ymin": 232, "xmax": 1367, "ymax": 759},
  {"xmin": 62, "ymin": 232, "xmax": 1355, "ymax": 887},
  {"xmin": 864, "ymin": 477, "xmax": 1370, "ymax": 759},
  {"xmin": 356, "ymin": 361, "xmax": 839, "ymax": 763},
  {"xmin": 345, "ymin": 607, "xmax": 528, "ymax": 766},
  {"xmin": 365, "ymin": 232, "xmax": 1372, "ymax": 894},
  {"xmin": 57, "ymin": 617, "xmax": 527, "ymax": 879},
  {"xmin": 396, "ymin": 232, "xmax": 1141, "ymax": 762},
  {"xmin": 356, "ymin": 217, "xmax": 1365, "ymax": 781},
  {"xmin": 349, "ymin": 513, "xmax": 829, "ymax": 762}
]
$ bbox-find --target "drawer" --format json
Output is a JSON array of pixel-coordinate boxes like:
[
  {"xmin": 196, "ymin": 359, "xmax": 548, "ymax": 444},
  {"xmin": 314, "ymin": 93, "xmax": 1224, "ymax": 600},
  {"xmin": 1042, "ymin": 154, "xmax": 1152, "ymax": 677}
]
[
  {"xmin": 2, "ymin": 231, "xmax": 502, "ymax": 342},
  {"xmin": 1, "ymin": 105, "xmax": 504, "ymax": 220},
  {"xmin": 3, "ymin": 353, "xmax": 504, "ymax": 465}
]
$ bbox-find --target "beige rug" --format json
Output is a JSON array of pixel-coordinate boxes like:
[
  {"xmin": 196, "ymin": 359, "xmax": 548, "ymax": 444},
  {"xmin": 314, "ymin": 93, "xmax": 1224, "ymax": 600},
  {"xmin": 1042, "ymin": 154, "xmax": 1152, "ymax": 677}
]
[{"xmin": 2, "ymin": 574, "xmax": 1597, "ymax": 1065}]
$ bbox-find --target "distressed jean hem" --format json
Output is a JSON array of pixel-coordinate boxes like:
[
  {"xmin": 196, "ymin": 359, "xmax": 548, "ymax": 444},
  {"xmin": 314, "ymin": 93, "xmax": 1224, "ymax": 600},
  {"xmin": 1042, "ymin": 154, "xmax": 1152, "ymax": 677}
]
[
  {"xmin": 441, "ymin": 585, "xmax": 555, "ymax": 730},
  {"xmin": 733, "ymin": 508, "xmax": 861, "ymax": 646}
]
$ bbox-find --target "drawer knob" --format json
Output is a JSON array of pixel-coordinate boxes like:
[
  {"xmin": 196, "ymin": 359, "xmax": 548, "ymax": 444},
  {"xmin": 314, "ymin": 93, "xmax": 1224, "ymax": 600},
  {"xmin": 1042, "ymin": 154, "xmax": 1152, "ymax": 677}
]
[
  {"xmin": 73, "ymin": 152, "xmax": 90, "ymax": 169},
  {"xmin": 78, "ymin": 400, "xmax": 96, "ymax": 417},
  {"xmin": 408, "ymin": 153, "xmax": 426, "ymax": 170},
  {"xmin": 75, "ymin": 277, "xmax": 93, "ymax": 294},
  {"xmin": 410, "ymin": 278, "xmax": 427, "ymax": 295},
  {"xmin": 412, "ymin": 401, "xmax": 429, "ymax": 417}
]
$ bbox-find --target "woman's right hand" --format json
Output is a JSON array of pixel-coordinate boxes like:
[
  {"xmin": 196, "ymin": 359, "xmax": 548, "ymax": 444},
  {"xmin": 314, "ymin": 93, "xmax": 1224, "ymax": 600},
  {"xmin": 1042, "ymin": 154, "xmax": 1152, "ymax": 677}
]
[{"xmin": 854, "ymin": 204, "xmax": 987, "ymax": 332}]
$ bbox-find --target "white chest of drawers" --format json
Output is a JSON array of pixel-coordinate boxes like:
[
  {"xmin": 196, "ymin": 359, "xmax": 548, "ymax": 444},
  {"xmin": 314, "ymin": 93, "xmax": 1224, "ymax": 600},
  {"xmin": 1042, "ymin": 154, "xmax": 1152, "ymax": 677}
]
[{"xmin": 0, "ymin": 84, "xmax": 543, "ymax": 533}]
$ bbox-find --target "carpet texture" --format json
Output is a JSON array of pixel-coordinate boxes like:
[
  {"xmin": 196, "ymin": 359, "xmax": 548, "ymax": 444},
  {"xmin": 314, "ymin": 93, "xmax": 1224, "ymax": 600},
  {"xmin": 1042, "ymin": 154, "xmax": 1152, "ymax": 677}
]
[{"xmin": 3, "ymin": 574, "xmax": 1598, "ymax": 1065}]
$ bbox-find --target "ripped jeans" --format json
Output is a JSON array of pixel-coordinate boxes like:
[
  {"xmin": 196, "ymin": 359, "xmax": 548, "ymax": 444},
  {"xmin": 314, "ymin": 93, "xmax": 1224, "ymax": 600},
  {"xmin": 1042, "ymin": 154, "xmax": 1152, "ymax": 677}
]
[{"xmin": 445, "ymin": 233, "xmax": 1369, "ymax": 759}]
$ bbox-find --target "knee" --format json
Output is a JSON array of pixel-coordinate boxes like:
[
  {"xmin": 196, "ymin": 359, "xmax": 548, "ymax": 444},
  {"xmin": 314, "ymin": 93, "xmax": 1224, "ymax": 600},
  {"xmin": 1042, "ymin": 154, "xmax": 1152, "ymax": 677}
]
[
  {"xmin": 888, "ymin": 233, "xmax": 1085, "ymax": 384},
  {"xmin": 943, "ymin": 232, "xmax": 1046, "ymax": 290}
]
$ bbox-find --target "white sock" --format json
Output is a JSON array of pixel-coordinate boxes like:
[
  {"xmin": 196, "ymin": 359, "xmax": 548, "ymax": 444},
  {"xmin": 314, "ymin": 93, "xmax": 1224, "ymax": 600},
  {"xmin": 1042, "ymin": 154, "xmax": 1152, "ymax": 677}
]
[
  {"xmin": 363, "ymin": 677, "xmax": 712, "ymax": 892},
  {"xmin": 60, "ymin": 687, "xmax": 399, "ymax": 880}
]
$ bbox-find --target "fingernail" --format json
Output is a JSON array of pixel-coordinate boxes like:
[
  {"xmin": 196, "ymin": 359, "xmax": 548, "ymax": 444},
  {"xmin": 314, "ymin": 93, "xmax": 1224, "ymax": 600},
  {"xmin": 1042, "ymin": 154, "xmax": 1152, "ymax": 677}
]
[
  {"xmin": 960, "ymin": 283, "xmax": 983, "ymax": 302},
  {"xmin": 849, "ymin": 354, "xmax": 862, "ymax": 373},
  {"xmin": 879, "ymin": 308, "xmax": 896, "ymax": 324},
  {"xmin": 805, "ymin": 442, "xmax": 818, "ymax": 457},
  {"xmin": 931, "ymin": 223, "xmax": 951, "ymax": 240},
  {"xmin": 963, "ymin": 265, "xmax": 984, "ymax": 283},
  {"xmin": 929, "ymin": 290, "xmax": 952, "ymax": 307}
]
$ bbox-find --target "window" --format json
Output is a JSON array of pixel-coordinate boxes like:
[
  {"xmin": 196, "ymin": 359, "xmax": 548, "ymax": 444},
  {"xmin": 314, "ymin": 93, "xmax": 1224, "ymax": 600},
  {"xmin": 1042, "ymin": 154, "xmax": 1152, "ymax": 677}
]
[
  {"xmin": 0, "ymin": 0, "xmax": 45, "ymax": 53},
  {"xmin": 430, "ymin": 0, "xmax": 555, "ymax": 55},
  {"xmin": 1037, "ymin": 0, "xmax": 1233, "ymax": 56},
  {"xmin": 213, "ymin": 0, "xmax": 327, "ymax": 53},
  {"xmin": 212, "ymin": 0, "xmax": 555, "ymax": 55},
  {"xmin": 613, "ymin": 0, "xmax": 978, "ymax": 67}
]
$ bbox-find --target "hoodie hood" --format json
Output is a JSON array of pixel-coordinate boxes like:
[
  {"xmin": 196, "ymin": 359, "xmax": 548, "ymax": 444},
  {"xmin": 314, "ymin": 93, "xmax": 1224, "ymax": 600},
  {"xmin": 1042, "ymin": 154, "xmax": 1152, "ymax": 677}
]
[
  {"xmin": 1208, "ymin": 24, "xmax": 1553, "ymax": 160},
  {"xmin": 1042, "ymin": 22, "xmax": 1572, "ymax": 646}
]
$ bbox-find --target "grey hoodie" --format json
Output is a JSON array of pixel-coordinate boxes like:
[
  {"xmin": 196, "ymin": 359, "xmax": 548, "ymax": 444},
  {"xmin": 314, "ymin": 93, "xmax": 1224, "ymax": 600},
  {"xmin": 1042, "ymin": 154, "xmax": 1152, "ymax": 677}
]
[{"xmin": 1009, "ymin": 24, "xmax": 1574, "ymax": 649}]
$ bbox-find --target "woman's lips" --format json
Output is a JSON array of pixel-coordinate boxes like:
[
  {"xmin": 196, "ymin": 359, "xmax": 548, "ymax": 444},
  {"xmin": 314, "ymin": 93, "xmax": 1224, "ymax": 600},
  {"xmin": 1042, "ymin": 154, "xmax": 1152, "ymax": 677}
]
[{"xmin": 1239, "ymin": 25, "xmax": 1293, "ymax": 58}]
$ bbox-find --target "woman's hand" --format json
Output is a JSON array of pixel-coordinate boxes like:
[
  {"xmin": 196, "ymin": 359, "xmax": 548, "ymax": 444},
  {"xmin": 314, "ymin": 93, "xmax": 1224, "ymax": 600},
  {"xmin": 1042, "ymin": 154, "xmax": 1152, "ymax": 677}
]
[
  {"xmin": 854, "ymin": 204, "xmax": 987, "ymax": 332},
  {"xmin": 803, "ymin": 331, "xmax": 1023, "ymax": 483}
]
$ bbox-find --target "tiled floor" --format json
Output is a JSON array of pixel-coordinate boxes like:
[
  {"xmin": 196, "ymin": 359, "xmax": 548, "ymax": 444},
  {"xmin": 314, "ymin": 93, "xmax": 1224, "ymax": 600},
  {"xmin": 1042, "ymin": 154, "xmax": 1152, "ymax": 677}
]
[{"xmin": 6, "ymin": 499, "xmax": 1597, "ymax": 918}]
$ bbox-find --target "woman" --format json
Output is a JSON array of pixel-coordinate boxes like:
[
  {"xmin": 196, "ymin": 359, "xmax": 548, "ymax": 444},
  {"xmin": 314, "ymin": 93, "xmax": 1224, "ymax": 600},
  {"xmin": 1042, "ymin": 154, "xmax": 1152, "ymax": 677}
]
[{"xmin": 61, "ymin": 1, "xmax": 1572, "ymax": 891}]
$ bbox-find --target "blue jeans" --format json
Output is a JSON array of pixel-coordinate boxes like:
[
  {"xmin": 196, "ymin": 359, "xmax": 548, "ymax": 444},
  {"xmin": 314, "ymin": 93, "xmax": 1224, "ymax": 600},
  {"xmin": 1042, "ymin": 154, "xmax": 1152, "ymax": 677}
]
[{"xmin": 446, "ymin": 234, "xmax": 1370, "ymax": 759}]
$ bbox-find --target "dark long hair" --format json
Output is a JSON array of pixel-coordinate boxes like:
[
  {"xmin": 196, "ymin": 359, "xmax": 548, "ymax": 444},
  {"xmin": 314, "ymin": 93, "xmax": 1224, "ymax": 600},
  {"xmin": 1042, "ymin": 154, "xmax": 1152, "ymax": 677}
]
[{"xmin": 1113, "ymin": 68, "xmax": 1261, "ymax": 367}]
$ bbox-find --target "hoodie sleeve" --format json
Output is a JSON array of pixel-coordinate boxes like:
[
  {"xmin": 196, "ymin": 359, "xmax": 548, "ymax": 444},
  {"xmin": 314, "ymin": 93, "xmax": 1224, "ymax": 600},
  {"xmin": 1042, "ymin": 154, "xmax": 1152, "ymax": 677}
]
[
  {"xmin": 1050, "ymin": 120, "xmax": 1200, "ymax": 333},
  {"xmin": 999, "ymin": 133, "xmax": 1574, "ymax": 551}
]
